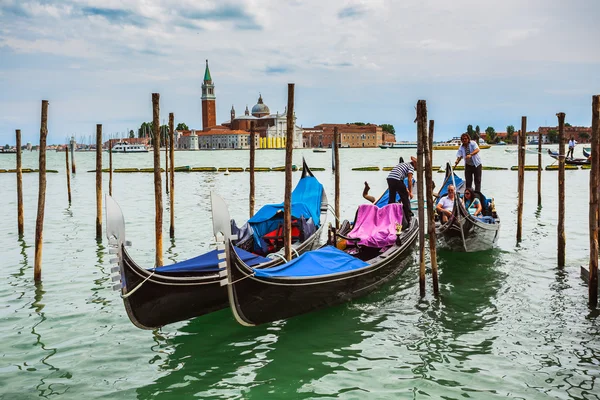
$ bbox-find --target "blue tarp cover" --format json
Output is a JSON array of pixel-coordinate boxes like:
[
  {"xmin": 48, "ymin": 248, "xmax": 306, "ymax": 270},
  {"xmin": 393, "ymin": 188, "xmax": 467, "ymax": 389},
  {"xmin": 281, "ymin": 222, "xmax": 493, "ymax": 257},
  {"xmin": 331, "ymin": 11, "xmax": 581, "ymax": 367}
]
[
  {"xmin": 247, "ymin": 176, "xmax": 323, "ymax": 250},
  {"xmin": 155, "ymin": 247, "xmax": 270, "ymax": 273},
  {"xmin": 437, "ymin": 169, "xmax": 464, "ymax": 200},
  {"xmin": 253, "ymin": 246, "xmax": 368, "ymax": 278}
]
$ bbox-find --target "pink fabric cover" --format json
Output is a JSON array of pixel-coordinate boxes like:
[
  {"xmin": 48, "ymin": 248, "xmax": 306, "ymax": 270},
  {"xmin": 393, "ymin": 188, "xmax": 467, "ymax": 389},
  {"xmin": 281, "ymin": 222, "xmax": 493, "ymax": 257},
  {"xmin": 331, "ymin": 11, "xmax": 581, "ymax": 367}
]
[{"xmin": 347, "ymin": 203, "xmax": 404, "ymax": 248}]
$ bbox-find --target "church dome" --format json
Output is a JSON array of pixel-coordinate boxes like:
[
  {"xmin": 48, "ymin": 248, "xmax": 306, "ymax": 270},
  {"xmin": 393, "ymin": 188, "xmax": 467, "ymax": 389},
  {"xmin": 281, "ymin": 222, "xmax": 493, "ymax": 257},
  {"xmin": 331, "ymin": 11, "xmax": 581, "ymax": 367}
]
[{"xmin": 251, "ymin": 94, "xmax": 270, "ymax": 117}]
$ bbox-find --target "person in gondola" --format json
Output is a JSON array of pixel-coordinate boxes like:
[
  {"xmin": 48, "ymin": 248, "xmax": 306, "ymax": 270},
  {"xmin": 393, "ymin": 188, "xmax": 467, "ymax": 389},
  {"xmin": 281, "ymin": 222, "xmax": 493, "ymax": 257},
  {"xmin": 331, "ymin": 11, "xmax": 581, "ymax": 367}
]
[
  {"xmin": 387, "ymin": 156, "xmax": 416, "ymax": 228},
  {"xmin": 567, "ymin": 136, "xmax": 577, "ymax": 159},
  {"xmin": 462, "ymin": 188, "xmax": 482, "ymax": 217},
  {"xmin": 455, "ymin": 133, "xmax": 482, "ymax": 192},
  {"xmin": 363, "ymin": 182, "xmax": 376, "ymax": 203},
  {"xmin": 436, "ymin": 184, "xmax": 456, "ymax": 223}
]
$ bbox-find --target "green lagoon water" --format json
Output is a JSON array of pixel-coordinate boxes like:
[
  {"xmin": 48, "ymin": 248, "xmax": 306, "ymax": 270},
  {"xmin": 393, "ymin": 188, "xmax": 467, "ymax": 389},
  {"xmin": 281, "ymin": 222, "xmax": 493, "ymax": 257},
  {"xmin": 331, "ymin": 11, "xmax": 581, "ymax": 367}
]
[{"xmin": 0, "ymin": 146, "xmax": 598, "ymax": 399}]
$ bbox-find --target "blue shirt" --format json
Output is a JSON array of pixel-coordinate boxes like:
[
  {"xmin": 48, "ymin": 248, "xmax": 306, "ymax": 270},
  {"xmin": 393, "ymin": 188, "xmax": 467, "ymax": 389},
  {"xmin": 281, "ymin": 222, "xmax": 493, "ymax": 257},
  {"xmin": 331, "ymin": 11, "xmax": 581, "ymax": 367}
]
[{"xmin": 456, "ymin": 140, "xmax": 482, "ymax": 167}]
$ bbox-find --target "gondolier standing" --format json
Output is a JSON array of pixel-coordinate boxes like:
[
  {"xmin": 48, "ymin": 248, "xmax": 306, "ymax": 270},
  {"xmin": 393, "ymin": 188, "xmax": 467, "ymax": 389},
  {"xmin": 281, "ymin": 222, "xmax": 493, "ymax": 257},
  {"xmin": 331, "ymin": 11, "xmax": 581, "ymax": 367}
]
[
  {"xmin": 387, "ymin": 156, "xmax": 416, "ymax": 228},
  {"xmin": 567, "ymin": 136, "xmax": 576, "ymax": 159},
  {"xmin": 455, "ymin": 133, "xmax": 482, "ymax": 192}
]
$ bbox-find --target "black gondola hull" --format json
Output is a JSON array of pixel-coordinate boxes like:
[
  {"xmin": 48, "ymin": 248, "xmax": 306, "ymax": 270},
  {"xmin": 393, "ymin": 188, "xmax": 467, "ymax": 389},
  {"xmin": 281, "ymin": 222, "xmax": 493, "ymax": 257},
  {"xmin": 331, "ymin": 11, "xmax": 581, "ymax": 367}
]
[{"xmin": 226, "ymin": 219, "xmax": 419, "ymax": 326}]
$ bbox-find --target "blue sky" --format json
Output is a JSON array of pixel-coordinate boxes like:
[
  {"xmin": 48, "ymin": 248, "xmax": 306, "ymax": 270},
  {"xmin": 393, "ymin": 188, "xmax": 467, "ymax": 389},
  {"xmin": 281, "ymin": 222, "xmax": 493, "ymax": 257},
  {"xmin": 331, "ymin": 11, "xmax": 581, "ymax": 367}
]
[{"xmin": 1, "ymin": 0, "xmax": 599, "ymax": 145}]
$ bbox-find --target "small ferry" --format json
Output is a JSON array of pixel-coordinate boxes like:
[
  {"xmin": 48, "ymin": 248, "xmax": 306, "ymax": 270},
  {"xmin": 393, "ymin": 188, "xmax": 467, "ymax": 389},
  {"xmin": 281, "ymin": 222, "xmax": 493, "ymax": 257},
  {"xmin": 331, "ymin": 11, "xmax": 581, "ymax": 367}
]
[
  {"xmin": 432, "ymin": 138, "xmax": 491, "ymax": 150},
  {"xmin": 110, "ymin": 142, "xmax": 149, "ymax": 153},
  {"xmin": 379, "ymin": 141, "xmax": 417, "ymax": 149}
]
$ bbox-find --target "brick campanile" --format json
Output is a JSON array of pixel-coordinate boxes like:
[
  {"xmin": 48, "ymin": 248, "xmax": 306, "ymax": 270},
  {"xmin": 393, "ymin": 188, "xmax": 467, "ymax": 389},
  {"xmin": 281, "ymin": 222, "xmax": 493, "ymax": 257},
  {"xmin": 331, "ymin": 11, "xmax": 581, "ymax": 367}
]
[{"xmin": 201, "ymin": 59, "xmax": 216, "ymax": 131}]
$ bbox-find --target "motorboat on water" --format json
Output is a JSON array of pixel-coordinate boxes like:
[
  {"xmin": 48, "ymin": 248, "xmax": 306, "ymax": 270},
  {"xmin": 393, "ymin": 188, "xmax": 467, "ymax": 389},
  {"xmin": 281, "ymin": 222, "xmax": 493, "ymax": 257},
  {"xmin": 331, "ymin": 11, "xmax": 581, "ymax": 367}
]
[
  {"xmin": 109, "ymin": 142, "xmax": 149, "ymax": 153},
  {"xmin": 379, "ymin": 141, "xmax": 418, "ymax": 149}
]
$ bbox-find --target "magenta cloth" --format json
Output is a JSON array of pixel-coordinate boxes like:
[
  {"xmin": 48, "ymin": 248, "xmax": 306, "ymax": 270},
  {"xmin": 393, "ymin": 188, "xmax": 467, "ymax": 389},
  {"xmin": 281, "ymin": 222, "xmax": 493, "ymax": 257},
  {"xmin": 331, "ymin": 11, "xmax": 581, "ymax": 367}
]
[{"xmin": 347, "ymin": 203, "xmax": 404, "ymax": 248}]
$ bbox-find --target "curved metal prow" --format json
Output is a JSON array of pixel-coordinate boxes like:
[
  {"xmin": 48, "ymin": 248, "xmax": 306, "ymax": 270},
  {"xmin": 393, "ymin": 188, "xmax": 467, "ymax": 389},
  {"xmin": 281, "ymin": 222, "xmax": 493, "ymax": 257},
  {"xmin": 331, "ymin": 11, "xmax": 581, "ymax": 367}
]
[
  {"xmin": 211, "ymin": 192, "xmax": 234, "ymax": 242},
  {"xmin": 106, "ymin": 195, "xmax": 126, "ymax": 247}
]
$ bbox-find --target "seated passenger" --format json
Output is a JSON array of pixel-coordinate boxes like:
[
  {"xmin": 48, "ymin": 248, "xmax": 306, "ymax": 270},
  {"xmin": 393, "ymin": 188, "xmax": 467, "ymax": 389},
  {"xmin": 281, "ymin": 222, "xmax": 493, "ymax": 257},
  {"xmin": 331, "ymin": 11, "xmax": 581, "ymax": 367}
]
[
  {"xmin": 436, "ymin": 184, "xmax": 456, "ymax": 223},
  {"xmin": 462, "ymin": 188, "xmax": 482, "ymax": 217}
]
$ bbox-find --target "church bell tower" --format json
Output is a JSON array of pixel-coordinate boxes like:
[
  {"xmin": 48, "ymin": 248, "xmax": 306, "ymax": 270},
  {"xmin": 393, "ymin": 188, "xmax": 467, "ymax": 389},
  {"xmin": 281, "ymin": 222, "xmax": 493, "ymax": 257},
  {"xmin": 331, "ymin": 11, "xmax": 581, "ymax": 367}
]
[{"xmin": 201, "ymin": 59, "xmax": 216, "ymax": 131}]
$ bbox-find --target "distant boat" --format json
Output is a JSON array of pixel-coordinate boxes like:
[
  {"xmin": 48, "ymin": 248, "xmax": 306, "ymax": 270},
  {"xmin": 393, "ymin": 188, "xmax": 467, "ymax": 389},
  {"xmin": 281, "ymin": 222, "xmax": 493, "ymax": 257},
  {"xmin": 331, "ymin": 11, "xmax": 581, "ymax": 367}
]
[
  {"xmin": 109, "ymin": 142, "xmax": 149, "ymax": 153},
  {"xmin": 313, "ymin": 149, "xmax": 327, "ymax": 153},
  {"xmin": 496, "ymin": 141, "xmax": 507, "ymax": 145},
  {"xmin": 433, "ymin": 139, "xmax": 491, "ymax": 151},
  {"xmin": 0, "ymin": 148, "xmax": 17, "ymax": 154},
  {"xmin": 379, "ymin": 142, "xmax": 417, "ymax": 149}
]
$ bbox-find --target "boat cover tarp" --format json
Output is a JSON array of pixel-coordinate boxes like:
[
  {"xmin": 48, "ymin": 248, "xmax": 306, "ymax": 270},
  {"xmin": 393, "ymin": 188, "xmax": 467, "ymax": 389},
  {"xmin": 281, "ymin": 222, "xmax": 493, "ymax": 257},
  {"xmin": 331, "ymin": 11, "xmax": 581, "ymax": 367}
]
[
  {"xmin": 374, "ymin": 177, "xmax": 414, "ymax": 207},
  {"xmin": 248, "ymin": 176, "xmax": 323, "ymax": 251},
  {"xmin": 155, "ymin": 247, "xmax": 269, "ymax": 273},
  {"xmin": 347, "ymin": 203, "xmax": 403, "ymax": 248},
  {"xmin": 252, "ymin": 246, "xmax": 368, "ymax": 278}
]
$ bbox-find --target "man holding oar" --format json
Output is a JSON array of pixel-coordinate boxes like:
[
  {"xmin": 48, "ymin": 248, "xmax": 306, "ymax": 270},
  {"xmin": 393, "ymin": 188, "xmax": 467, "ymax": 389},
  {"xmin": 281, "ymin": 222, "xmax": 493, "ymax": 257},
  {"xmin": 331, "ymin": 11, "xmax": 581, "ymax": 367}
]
[{"xmin": 455, "ymin": 133, "xmax": 483, "ymax": 192}]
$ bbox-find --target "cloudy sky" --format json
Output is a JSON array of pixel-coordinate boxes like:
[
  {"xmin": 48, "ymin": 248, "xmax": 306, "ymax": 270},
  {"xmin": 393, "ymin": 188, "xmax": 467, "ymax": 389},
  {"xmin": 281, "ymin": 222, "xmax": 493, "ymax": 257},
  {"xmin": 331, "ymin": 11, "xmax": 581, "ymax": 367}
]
[{"xmin": 1, "ymin": 0, "xmax": 599, "ymax": 145}]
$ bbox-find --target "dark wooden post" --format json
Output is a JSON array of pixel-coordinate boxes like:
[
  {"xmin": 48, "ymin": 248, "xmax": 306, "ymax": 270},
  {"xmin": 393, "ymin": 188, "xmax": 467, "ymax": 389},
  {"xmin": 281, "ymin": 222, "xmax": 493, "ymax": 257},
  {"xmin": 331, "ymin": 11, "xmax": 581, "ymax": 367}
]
[
  {"xmin": 70, "ymin": 136, "xmax": 76, "ymax": 174},
  {"xmin": 65, "ymin": 144, "xmax": 72, "ymax": 204},
  {"xmin": 108, "ymin": 140, "xmax": 113, "ymax": 196},
  {"xmin": 589, "ymin": 96, "xmax": 599, "ymax": 308},
  {"xmin": 16, "ymin": 129, "xmax": 24, "ymax": 236},
  {"xmin": 249, "ymin": 121, "xmax": 256, "ymax": 217},
  {"xmin": 538, "ymin": 129, "xmax": 542, "ymax": 206},
  {"xmin": 416, "ymin": 100, "xmax": 426, "ymax": 297},
  {"xmin": 96, "ymin": 124, "xmax": 102, "ymax": 240},
  {"xmin": 425, "ymin": 119, "xmax": 438, "ymax": 296},
  {"xmin": 284, "ymin": 83, "xmax": 295, "ymax": 261},
  {"xmin": 165, "ymin": 125, "xmax": 169, "ymax": 195},
  {"xmin": 34, "ymin": 100, "xmax": 48, "ymax": 282},
  {"xmin": 334, "ymin": 126, "xmax": 340, "ymax": 229},
  {"xmin": 517, "ymin": 119, "xmax": 526, "ymax": 242},
  {"xmin": 152, "ymin": 93, "xmax": 163, "ymax": 267},
  {"xmin": 169, "ymin": 113, "xmax": 175, "ymax": 238},
  {"xmin": 557, "ymin": 112, "xmax": 566, "ymax": 267}
]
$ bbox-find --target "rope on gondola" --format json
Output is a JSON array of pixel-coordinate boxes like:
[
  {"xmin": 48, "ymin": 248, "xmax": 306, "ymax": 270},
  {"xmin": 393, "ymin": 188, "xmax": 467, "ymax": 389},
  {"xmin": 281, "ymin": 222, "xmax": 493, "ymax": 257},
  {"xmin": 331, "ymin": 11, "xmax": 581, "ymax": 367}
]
[
  {"xmin": 327, "ymin": 204, "xmax": 341, "ymax": 224},
  {"xmin": 121, "ymin": 270, "xmax": 156, "ymax": 298},
  {"xmin": 449, "ymin": 161, "xmax": 468, "ymax": 252}
]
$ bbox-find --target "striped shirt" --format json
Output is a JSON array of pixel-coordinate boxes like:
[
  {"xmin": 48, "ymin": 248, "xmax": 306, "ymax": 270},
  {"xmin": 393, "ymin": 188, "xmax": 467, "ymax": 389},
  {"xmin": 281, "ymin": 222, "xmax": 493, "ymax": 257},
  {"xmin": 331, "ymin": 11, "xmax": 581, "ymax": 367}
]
[{"xmin": 387, "ymin": 162, "xmax": 414, "ymax": 181}]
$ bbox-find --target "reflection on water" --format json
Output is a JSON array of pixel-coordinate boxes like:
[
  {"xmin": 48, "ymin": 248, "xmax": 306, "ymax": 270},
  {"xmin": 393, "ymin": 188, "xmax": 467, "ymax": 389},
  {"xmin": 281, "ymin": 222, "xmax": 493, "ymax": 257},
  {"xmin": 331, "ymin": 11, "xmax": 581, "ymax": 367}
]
[{"xmin": 136, "ymin": 302, "xmax": 384, "ymax": 399}]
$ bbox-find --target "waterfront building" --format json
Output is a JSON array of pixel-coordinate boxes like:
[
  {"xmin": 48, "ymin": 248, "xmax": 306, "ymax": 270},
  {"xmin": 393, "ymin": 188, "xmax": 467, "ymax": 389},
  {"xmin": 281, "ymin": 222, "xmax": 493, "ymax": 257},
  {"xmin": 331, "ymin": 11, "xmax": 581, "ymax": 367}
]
[{"xmin": 302, "ymin": 124, "xmax": 386, "ymax": 148}]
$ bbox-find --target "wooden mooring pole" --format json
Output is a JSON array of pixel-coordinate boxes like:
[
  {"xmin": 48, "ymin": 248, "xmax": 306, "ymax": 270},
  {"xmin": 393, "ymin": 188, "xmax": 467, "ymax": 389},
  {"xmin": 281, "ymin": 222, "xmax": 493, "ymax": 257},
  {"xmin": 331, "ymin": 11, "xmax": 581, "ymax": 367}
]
[
  {"xmin": 589, "ymin": 95, "xmax": 600, "ymax": 308},
  {"xmin": 34, "ymin": 100, "xmax": 48, "ymax": 282},
  {"xmin": 169, "ymin": 113, "xmax": 175, "ymax": 238},
  {"xmin": 425, "ymin": 119, "xmax": 439, "ymax": 296},
  {"xmin": 249, "ymin": 121, "xmax": 256, "ymax": 218},
  {"xmin": 334, "ymin": 126, "xmax": 340, "ymax": 229},
  {"xmin": 96, "ymin": 124, "xmax": 102, "ymax": 240},
  {"xmin": 557, "ymin": 112, "xmax": 566, "ymax": 268},
  {"xmin": 284, "ymin": 83, "xmax": 295, "ymax": 261},
  {"xmin": 165, "ymin": 125, "xmax": 169, "ymax": 195},
  {"xmin": 538, "ymin": 129, "xmax": 542, "ymax": 206},
  {"xmin": 416, "ymin": 100, "xmax": 426, "ymax": 297},
  {"xmin": 70, "ymin": 136, "xmax": 76, "ymax": 174},
  {"xmin": 16, "ymin": 129, "xmax": 24, "ymax": 236},
  {"xmin": 108, "ymin": 140, "xmax": 113, "ymax": 196},
  {"xmin": 152, "ymin": 93, "xmax": 163, "ymax": 267},
  {"xmin": 65, "ymin": 143, "xmax": 72, "ymax": 204},
  {"xmin": 516, "ymin": 118, "xmax": 526, "ymax": 242}
]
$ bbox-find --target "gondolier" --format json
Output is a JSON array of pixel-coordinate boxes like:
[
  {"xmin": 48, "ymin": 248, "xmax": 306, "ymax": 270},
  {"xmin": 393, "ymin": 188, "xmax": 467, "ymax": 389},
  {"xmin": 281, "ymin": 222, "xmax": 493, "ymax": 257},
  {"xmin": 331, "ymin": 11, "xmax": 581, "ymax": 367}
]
[
  {"xmin": 455, "ymin": 133, "xmax": 482, "ymax": 192},
  {"xmin": 386, "ymin": 156, "xmax": 416, "ymax": 228}
]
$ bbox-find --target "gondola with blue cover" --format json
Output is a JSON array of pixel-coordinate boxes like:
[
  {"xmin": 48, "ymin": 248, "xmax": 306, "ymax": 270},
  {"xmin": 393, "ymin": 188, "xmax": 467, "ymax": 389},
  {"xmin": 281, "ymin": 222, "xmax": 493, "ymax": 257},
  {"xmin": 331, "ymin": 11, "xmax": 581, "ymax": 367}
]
[
  {"xmin": 435, "ymin": 163, "xmax": 500, "ymax": 252},
  {"xmin": 223, "ymin": 194, "xmax": 419, "ymax": 326},
  {"xmin": 105, "ymin": 160, "xmax": 327, "ymax": 329}
]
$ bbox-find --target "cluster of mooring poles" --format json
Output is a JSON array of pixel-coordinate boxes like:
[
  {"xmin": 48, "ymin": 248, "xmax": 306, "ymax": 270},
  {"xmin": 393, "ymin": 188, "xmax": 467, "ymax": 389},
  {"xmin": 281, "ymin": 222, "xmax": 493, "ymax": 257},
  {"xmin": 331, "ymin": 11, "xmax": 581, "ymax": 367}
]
[
  {"xmin": 16, "ymin": 97, "xmax": 177, "ymax": 280},
  {"xmin": 415, "ymin": 100, "xmax": 439, "ymax": 297},
  {"xmin": 514, "ymin": 96, "xmax": 599, "ymax": 308},
  {"xmin": 11, "ymin": 93, "xmax": 600, "ymax": 307}
]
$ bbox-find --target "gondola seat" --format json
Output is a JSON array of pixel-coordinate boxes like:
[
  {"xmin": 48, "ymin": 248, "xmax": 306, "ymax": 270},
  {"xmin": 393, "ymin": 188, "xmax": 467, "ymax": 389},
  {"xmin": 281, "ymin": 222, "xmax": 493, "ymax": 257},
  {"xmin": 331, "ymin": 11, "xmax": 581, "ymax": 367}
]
[{"xmin": 263, "ymin": 219, "xmax": 303, "ymax": 252}]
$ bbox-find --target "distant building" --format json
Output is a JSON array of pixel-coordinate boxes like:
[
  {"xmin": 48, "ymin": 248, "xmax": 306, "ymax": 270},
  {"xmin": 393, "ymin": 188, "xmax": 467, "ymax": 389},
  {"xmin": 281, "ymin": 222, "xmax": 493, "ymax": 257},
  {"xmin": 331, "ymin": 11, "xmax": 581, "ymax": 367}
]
[
  {"xmin": 302, "ymin": 124, "xmax": 385, "ymax": 148},
  {"xmin": 538, "ymin": 126, "xmax": 591, "ymax": 143},
  {"xmin": 177, "ymin": 130, "xmax": 199, "ymax": 150},
  {"xmin": 196, "ymin": 61, "xmax": 303, "ymax": 149}
]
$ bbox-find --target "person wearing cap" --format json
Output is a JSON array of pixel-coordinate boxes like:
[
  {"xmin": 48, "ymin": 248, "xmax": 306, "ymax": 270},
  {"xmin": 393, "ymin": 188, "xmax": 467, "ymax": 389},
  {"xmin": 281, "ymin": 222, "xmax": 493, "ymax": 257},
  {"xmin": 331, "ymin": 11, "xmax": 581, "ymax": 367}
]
[
  {"xmin": 455, "ymin": 133, "xmax": 482, "ymax": 192},
  {"xmin": 386, "ymin": 156, "xmax": 416, "ymax": 227}
]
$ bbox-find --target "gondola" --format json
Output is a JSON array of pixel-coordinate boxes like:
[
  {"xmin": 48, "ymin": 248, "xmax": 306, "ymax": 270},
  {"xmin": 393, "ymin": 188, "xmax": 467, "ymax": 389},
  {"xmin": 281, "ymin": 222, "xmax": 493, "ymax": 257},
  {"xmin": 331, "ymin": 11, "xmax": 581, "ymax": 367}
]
[
  {"xmin": 583, "ymin": 148, "xmax": 591, "ymax": 159},
  {"xmin": 105, "ymin": 160, "xmax": 328, "ymax": 329},
  {"xmin": 223, "ymin": 196, "xmax": 419, "ymax": 326},
  {"xmin": 547, "ymin": 149, "xmax": 589, "ymax": 165},
  {"xmin": 434, "ymin": 163, "xmax": 500, "ymax": 252}
]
